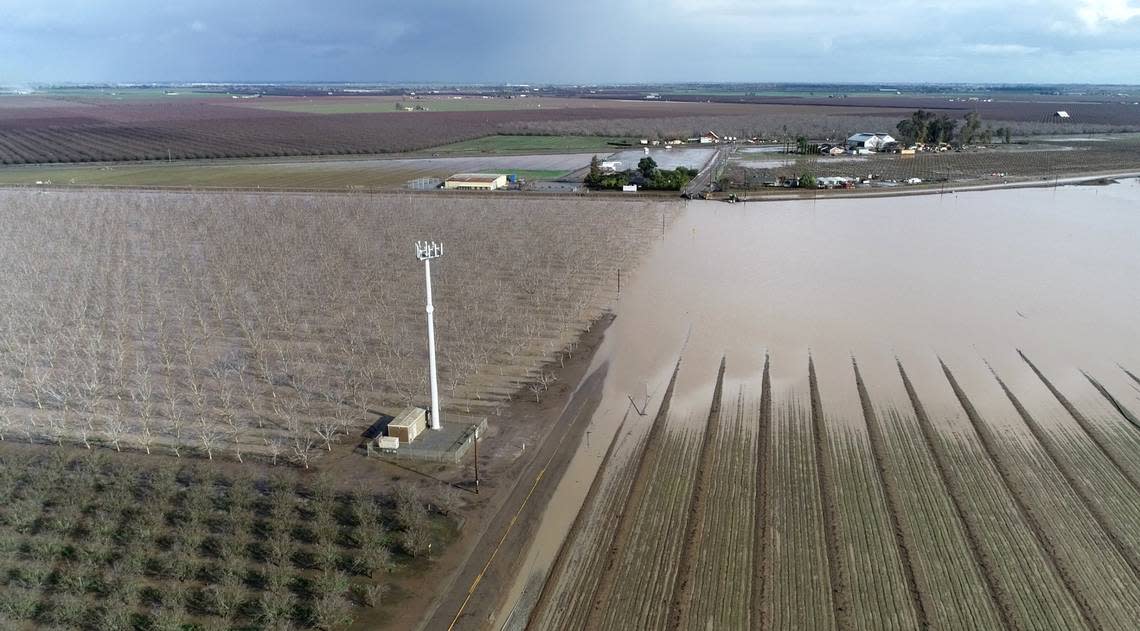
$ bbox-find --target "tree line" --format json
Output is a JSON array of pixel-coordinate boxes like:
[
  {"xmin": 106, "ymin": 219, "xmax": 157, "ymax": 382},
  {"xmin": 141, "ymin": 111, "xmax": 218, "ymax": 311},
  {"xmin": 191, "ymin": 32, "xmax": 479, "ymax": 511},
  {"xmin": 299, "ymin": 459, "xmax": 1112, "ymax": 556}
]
[
  {"xmin": 895, "ymin": 110, "xmax": 1013, "ymax": 146},
  {"xmin": 585, "ymin": 156, "xmax": 698, "ymax": 191}
]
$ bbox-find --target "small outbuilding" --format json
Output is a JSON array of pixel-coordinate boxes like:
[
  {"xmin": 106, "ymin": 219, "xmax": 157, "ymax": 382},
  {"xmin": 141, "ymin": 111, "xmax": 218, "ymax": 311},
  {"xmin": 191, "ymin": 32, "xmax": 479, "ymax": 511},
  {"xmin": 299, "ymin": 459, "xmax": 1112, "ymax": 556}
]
[
  {"xmin": 444, "ymin": 173, "xmax": 508, "ymax": 190},
  {"xmin": 389, "ymin": 407, "xmax": 427, "ymax": 443},
  {"xmin": 1054, "ymin": 110, "xmax": 1071, "ymax": 119}
]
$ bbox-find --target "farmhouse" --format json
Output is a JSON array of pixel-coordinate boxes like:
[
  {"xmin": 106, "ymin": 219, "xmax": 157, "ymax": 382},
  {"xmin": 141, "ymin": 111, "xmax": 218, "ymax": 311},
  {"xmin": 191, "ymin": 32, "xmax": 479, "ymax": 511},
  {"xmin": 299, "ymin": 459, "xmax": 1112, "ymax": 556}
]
[
  {"xmin": 846, "ymin": 132, "xmax": 896, "ymax": 152},
  {"xmin": 443, "ymin": 173, "xmax": 508, "ymax": 191},
  {"xmin": 600, "ymin": 161, "xmax": 622, "ymax": 172},
  {"xmin": 700, "ymin": 131, "xmax": 721, "ymax": 144}
]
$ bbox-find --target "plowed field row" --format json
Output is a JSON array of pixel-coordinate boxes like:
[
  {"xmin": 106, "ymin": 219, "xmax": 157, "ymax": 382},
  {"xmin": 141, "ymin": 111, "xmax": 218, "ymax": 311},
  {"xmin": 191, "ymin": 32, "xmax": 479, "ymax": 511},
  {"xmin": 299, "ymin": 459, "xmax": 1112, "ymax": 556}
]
[
  {"xmin": 681, "ymin": 388, "xmax": 757, "ymax": 630},
  {"xmin": 532, "ymin": 352, "xmax": 1140, "ymax": 630}
]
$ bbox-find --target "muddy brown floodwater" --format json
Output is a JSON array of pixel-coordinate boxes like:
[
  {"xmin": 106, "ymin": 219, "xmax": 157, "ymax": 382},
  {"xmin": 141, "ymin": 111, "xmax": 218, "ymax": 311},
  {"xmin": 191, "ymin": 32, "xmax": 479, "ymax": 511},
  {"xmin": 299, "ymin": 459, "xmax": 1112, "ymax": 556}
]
[{"xmin": 494, "ymin": 177, "xmax": 1140, "ymax": 629}]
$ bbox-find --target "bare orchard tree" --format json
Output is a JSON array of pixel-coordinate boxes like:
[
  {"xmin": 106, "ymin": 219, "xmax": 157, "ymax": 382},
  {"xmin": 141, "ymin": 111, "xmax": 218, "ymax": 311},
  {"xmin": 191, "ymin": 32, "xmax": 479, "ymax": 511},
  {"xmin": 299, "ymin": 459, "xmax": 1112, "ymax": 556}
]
[
  {"xmin": 166, "ymin": 397, "xmax": 186, "ymax": 458},
  {"xmin": 103, "ymin": 408, "xmax": 129, "ymax": 452},
  {"xmin": 26, "ymin": 367, "xmax": 50, "ymax": 411},
  {"xmin": 46, "ymin": 412, "xmax": 68, "ymax": 446},
  {"xmin": 197, "ymin": 419, "xmax": 225, "ymax": 460},
  {"xmin": 225, "ymin": 415, "xmax": 248, "ymax": 463},
  {"xmin": 264, "ymin": 435, "xmax": 286, "ymax": 466},
  {"xmin": 313, "ymin": 415, "xmax": 341, "ymax": 452},
  {"xmin": 133, "ymin": 418, "xmax": 156, "ymax": 455},
  {"xmin": 288, "ymin": 419, "xmax": 318, "ymax": 469},
  {"xmin": 529, "ymin": 382, "xmax": 544, "ymax": 404},
  {"xmin": 332, "ymin": 401, "xmax": 353, "ymax": 437}
]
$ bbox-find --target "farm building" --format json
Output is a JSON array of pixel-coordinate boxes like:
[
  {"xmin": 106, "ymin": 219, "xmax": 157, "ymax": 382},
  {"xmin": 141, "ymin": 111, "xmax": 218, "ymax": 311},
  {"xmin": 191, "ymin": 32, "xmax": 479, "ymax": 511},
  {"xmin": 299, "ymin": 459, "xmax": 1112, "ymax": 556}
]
[
  {"xmin": 600, "ymin": 161, "xmax": 622, "ymax": 172},
  {"xmin": 846, "ymin": 132, "xmax": 896, "ymax": 152},
  {"xmin": 700, "ymin": 131, "xmax": 722, "ymax": 144},
  {"xmin": 1054, "ymin": 110, "xmax": 1071, "ymax": 119},
  {"xmin": 443, "ymin": 173, "xmax": 508, "ymax": 190},
  {"xmin": 817, "ymin": 176, "xmax": 853, "ymax": 188}
]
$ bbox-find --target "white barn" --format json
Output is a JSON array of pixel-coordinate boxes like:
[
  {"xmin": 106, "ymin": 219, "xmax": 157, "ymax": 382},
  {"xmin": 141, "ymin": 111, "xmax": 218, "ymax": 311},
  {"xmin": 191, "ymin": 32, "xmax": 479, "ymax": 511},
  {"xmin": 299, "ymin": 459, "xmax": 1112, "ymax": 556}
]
[{"xmin": 846, "ymin": 132, "xmax": 896, "ymax": 152}]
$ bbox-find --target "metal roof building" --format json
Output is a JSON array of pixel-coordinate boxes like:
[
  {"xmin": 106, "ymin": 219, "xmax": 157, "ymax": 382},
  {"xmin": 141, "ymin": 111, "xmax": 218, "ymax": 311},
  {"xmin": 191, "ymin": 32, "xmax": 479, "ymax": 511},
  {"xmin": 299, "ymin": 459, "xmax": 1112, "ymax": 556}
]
[
  {"xmin": 846, "ymin": 132, "xmax": 897, "ymax": 152},
  {"xmin": 843, "ymin": 132, "xmax": 893, "ymax": 151},
  {"xmin": 443, "ymin": 173, "xmax": 508, "ymax": 190}
]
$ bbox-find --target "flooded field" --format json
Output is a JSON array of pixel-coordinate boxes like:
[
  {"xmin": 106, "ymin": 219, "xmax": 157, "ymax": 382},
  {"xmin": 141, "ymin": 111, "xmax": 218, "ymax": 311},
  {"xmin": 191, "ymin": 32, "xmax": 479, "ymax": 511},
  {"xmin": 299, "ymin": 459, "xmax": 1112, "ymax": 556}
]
[
  {"xmin": 605, "ymin": 147, "xmax": 716, "ymax": 172},
  {"xmin": 501, "ymin": 178, "xmax": 1140, "ymax": 630}
]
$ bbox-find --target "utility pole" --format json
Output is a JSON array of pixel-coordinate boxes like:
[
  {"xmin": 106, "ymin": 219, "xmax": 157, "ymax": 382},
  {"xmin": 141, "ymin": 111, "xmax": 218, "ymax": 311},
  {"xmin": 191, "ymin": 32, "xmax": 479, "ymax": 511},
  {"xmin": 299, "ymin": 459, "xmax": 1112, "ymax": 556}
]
[{"xmin": 415, "ymin": 241, "xmax": 443, "ymax": 430}]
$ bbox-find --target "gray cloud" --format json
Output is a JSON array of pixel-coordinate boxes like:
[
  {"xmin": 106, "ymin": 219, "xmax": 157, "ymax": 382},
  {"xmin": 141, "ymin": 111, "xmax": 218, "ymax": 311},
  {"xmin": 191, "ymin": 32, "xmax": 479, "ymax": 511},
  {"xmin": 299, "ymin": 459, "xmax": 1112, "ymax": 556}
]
[{"xmin": 0, "ymin": 0, "xmax": 1137, "ymax": 84}]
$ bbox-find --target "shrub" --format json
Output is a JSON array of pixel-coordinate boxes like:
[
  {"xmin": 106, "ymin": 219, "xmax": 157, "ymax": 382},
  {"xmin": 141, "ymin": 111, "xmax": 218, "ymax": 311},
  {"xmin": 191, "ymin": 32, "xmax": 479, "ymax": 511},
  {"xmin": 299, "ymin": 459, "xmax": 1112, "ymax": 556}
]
[
  {"xmin": 310, "ymin": 593, "xmax": 354, "ymax": 630},
  {"xmin": 349, "ymin": 581, "xmax": 388, "ymax": 608}
]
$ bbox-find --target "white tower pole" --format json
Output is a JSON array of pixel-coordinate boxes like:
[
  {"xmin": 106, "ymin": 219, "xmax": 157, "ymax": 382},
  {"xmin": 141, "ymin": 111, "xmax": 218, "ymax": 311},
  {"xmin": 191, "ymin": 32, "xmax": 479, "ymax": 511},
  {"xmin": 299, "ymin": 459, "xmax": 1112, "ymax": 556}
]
[{"xmin": 417, "ymin": 241, "xmax": 443, "ymax": 430}]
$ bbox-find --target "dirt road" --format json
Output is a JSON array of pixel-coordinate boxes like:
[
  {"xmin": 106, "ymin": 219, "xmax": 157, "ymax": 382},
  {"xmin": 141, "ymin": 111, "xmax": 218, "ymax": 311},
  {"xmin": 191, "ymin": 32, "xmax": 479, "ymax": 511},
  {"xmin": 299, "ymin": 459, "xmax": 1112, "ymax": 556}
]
[
  {"xmin": 418, "ymin": 362, "xmax": 610, "ymax": 631},
  {"xmin": 681, "ymin": 146, "xmax": 727, "ymax": 198}
]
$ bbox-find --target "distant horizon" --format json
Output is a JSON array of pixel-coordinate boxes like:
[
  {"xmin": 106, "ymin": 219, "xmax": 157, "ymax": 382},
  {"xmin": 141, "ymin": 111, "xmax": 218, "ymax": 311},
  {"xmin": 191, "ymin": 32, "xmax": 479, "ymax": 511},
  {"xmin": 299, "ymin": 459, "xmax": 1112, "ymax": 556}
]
[
  {"xmin": 2, "ymin": 1, "xmax": 1139, "ymax": 85},
  {"xmin": 5, "ymin": 80, "xmax": 1140, "ymax": 90}
]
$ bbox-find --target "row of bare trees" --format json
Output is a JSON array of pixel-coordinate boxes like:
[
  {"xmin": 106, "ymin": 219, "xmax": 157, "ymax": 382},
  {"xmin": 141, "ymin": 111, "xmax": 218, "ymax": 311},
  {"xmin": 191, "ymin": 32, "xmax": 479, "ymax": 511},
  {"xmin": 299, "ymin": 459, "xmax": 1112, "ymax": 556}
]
[{"xmin": 0, "ymin": 189, "xmax": 674, "ymax": 464}]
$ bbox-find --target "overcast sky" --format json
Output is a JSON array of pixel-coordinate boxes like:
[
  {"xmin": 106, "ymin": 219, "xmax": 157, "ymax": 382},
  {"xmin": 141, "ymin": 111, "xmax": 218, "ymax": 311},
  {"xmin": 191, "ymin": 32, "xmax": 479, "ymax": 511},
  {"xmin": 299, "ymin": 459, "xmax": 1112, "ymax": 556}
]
[{"xmin": 1, "ymin": 0, "xmax": 1138, "ymax": 85}]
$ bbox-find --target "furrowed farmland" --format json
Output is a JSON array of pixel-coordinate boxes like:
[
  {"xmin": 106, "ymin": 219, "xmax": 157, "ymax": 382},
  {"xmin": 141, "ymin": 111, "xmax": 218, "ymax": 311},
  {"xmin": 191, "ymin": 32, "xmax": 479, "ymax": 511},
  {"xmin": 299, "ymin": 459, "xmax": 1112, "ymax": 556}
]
[
  {"xmin": 0, "ymin": 190, "xmax": 675, "ymax": 464},
  {"xmin": 6, "ymin": 91, "xmax": 1134, "ymax": 168},
  {"xmin": 0, "ymin": 96, "xmax": 922, "ymax": 165},
  {"xmin": 528, "ymin": 351, "xmax": 1140, "ymax": 631}
]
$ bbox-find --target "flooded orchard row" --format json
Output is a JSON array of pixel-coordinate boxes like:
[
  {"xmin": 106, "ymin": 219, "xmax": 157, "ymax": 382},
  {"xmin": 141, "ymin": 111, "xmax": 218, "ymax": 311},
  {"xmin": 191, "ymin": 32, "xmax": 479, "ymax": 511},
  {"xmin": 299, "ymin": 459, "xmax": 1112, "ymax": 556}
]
[
  {"xmin": 497, "ymin": 178, "xmax": 1140, "ymax": 629},
  {"xmin": 529, "ymin": 349, "xmax": 1140, "ymax": 630}
]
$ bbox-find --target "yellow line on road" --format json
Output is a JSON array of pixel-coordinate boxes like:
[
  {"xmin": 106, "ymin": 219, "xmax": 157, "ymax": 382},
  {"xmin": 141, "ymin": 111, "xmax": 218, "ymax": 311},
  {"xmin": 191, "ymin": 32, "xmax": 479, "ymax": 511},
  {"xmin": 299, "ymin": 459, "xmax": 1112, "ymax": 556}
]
[{"xmin": 447, "ymin": 405, "xmax": 585, "ymax": 631}]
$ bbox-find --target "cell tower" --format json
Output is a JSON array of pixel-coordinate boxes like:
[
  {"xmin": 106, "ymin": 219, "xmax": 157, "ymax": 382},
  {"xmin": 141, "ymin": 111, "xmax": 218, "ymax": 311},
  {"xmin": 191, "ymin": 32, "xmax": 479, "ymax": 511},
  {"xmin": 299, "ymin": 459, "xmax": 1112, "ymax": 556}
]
[{"xmin": 415, "ymin": 241, "xmax": 443, "ymax": 430}]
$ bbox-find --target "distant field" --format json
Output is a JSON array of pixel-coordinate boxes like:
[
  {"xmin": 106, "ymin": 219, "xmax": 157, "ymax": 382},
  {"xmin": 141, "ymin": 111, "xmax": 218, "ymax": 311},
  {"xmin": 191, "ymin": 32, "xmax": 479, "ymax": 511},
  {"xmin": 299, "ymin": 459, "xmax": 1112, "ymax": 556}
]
[
  {"xmin": 0, "ymin": 98, "xmax": 766, "ymax": 164},
  {"xmin": 0, "ymin": 162, "xmax": 379, "ymax": 189},
  {"xmin": 2, "ymin": 86, "xmax": 1136, "ymax": 167},
  {"xmin": 0, "ymin": 153, "xmax": 594, "ymax": 189},
  {"xmin": 1, "ymin": 88, "xmax": 232, "ymax": 101},
  {"xmin": 426, "ymin": 134, "xmax": 634, "ymax": 154},
  {"xmin": 240, "ymin": 96, "xmax": 569, "ymax": 114}
]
